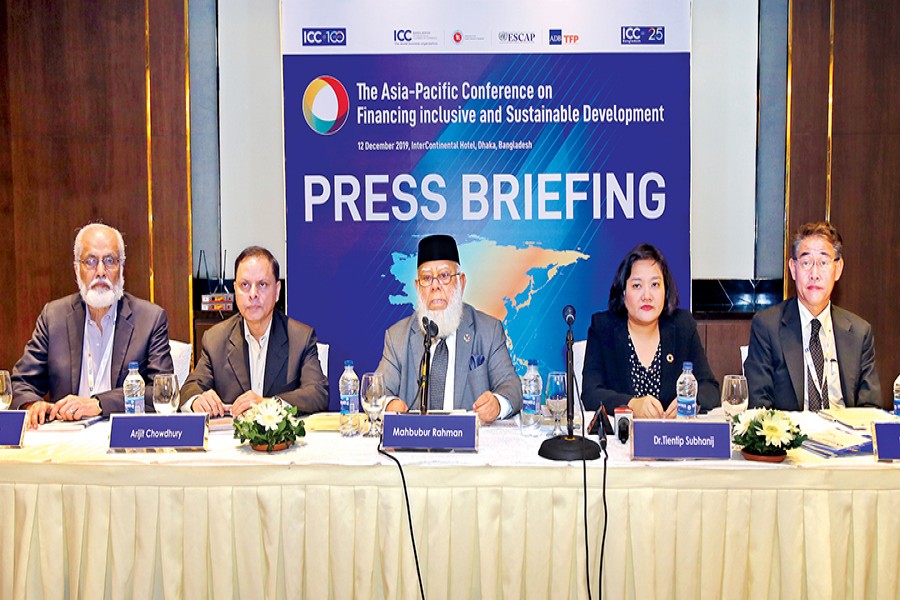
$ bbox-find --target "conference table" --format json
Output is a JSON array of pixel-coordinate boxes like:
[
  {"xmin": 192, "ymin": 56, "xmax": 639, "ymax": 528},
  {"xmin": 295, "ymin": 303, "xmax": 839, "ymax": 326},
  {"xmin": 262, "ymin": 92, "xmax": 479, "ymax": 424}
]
[{"xmin": 1, "ymin": 412, "xmax": 899, "ymax": 600}]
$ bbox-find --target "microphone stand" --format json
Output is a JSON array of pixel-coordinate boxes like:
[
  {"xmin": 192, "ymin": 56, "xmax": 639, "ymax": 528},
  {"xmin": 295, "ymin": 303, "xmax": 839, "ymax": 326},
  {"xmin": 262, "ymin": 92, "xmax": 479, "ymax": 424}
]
[
  {"xmin": 417, "ymin": 318, "xmax": 433, "ymax": 414},
  {"xmin": 539, "ymin": 321, "xmax": 602, "ymax": 461}
]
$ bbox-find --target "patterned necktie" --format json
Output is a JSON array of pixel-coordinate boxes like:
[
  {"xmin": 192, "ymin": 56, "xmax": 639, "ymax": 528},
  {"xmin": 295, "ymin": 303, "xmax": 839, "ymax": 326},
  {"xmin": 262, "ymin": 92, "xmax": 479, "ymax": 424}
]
[
  {"xmin": 429, "ymin": 338, "xmax": 449, "ymax": 410},
  {"xmin": 807, "ymin": 318, "xmax": 829, "ymax": 411}
]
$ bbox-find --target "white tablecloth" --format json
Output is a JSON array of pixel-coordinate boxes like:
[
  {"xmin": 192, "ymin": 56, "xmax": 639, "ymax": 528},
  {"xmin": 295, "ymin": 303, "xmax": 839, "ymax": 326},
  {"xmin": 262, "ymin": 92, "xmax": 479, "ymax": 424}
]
[{"xmin": 1, "ymin": 414, "xmax": 899, "ymax": 599}]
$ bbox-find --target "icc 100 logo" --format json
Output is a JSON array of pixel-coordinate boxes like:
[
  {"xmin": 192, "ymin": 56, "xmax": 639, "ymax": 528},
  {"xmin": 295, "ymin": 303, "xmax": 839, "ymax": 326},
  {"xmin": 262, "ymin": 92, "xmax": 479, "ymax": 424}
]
[{"xmin": 302, "ymin": 28, "xmax": 346, "ymax": 46}]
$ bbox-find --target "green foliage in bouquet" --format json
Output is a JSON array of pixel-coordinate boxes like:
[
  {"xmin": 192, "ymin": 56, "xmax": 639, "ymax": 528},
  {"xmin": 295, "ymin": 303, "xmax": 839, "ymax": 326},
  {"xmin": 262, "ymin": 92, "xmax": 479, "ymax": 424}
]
[
  {"xmin": 233, "ymin": 398, "xmax": 306, "ymax": 452},
  {"xmin": 732, "ymin": 408, "xmax": 807, "ymax": 456}
]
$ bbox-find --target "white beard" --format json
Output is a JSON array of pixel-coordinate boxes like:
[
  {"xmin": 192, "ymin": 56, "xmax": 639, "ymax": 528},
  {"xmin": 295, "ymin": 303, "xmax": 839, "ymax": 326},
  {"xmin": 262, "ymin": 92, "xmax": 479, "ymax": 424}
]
[
  {"xmin": 78, "ymin": 274, "xmax": 125, "ymax": 309},
  {"xmin": 417, "ymin": 280, "xmax": 464, "ymax": 338}
]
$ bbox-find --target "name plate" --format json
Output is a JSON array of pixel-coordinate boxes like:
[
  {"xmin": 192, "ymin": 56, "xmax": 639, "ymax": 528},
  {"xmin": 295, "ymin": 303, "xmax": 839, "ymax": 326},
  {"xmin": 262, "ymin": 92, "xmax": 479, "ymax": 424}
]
[
  {"xmin": 109, "ymin": 414, "xmax": 207, "ymax": 450},
  {"xmin": 382, "ymin": 412, "xmax": 478, "ymax": 451},
  {"xmin": 872, "ymin": 422, "xmax": 900, "ymax": 461},
  {"xmin": 632, "ymin": 419, "xmax": 731, "ymax": 460},
  {"xmin": 0, "ymin": 411, "xmax": 27, "ymax": 447}
]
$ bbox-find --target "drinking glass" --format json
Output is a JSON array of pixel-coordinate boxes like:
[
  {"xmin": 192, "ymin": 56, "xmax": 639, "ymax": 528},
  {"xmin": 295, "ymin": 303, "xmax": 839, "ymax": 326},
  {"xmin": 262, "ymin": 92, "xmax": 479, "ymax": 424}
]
[
  {"xmin": 0, "ymin": 370, "xmax": 11, "ymax": 411},
  {"xmin": 545, "ymin": 371, "xmax": 567, "ymax": 436},
  {"xmin": 152, "ymin": 374, "xmax": 180, "ymax": 415},
  {"xmin": 721, "ymin": 374, "xmax": 749, "ymax": 419},
  {"xmin": 360, "ymin": 372, "xmax": 386, "ymax": 437}
]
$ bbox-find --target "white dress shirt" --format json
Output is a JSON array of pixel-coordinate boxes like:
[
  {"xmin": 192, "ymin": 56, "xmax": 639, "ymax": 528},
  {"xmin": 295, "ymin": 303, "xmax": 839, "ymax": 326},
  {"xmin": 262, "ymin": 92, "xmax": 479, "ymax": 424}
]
[
  {"xmin": 184, "ymin": 317, "xmax": 273, "ymax": 411},
  {"xmin": 798, "ymin": 301, "xmax": 843, "ymax": 409},
  {"xmin": 243, "ymin": 318, "xmax": 273, "ymax": 396},
  {"xmin": 78, "ymin": 303, "xmax": 117, "ymax": 397}
]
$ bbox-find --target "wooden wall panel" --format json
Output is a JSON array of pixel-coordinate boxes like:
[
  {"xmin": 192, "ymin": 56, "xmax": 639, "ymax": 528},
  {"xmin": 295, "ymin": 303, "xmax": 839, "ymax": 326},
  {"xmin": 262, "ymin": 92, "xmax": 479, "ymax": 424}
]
[
  {"xmin": 787, "ymin": 0, "xmax": 900, "ymax": 405},
  {"xmin": 0, "ymin": 1, "xmax": 14, "ymax": 361},
  {"xmin": 149, "ymin": 0, "xmax": 191, "ymax": 343},
  {"xmin": 787, "ymin": 0, "xmax": 832, "ymax": 232},
  {"xmin": 829, "ymin": 0, "xmax": 900, "ymax": 406},
  {"xmin": 0, "ymin": 0, "xmax": 191, "ymax": 370}
]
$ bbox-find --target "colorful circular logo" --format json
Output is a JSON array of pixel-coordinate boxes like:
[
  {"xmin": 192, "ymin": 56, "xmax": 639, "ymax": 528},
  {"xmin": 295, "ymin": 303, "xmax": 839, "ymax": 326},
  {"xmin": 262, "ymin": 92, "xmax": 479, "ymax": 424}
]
[{"xmin": 303, "ymin": 76, "xmax": 349, "ymax": 135}]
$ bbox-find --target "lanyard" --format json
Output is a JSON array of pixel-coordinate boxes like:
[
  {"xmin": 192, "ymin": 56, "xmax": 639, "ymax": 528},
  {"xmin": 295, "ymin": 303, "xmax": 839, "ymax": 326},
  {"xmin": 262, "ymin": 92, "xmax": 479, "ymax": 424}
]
[
  {"xmin": 86, "ymin": 326, "xmax": 116, "ymax": 395},
  {"xmin": 803, "ymin": 326, "xmax": 832, "ymax": 400}
]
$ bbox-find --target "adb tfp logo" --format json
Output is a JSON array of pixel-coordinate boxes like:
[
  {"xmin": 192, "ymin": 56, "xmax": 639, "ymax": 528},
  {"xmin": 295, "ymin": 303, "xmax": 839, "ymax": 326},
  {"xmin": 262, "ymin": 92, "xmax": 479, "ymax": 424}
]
[
  {"xmin": 302, "ymin": 28, "xmax": 346, "ymax": 46},
  {"xmin": 303, "ymin": 76, "xmax": 349, "ymax": 135},
  {"xmin": 621, "ymin": 26, "xmax": 665, "ymax": 45}
]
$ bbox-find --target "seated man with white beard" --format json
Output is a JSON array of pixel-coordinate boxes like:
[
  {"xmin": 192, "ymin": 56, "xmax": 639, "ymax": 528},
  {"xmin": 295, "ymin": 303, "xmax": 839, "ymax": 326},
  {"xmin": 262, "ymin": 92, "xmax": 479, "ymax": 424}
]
[
  {"xmin": 11, "ymin": 223, "xmax": 174, "ymax": 428},
  {"xmin": 377, "ymin": 234, "xmax": 522, "ymax": 423}
]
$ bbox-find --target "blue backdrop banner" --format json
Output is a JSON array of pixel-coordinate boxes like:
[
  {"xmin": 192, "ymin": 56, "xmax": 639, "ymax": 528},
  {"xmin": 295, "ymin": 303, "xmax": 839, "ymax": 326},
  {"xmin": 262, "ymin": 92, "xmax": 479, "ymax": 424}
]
[{"xmin": 282, "ymin": 2, "xmax": 691, "ymax": 408}]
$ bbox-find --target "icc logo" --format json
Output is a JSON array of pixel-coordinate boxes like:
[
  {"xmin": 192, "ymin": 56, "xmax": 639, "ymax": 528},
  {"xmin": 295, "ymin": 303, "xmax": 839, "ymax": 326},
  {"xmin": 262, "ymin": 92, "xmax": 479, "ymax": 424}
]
[
  {"xmin": 302, "ymin": 76, "xmax": 350, "ymax": 135},
  {"xmin": 302, "ymin": 28, "xmax": 346, "ymax": 46},
  {"xmin": 394, "ymin": 29, "xmax": 413, "ymax": 42},
  {"xmin": 622, "ymin": 27, "xmax": 643, "ymax": 41},
  {"xmin": 621, "ymin": 26, "xmax": 664, "ymax": 45}
]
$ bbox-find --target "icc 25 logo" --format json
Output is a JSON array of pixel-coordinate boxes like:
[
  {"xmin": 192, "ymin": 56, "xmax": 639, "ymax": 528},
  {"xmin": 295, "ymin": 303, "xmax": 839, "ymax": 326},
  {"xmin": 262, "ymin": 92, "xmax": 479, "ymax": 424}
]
[{"xmin": 620, "ymin": 26, "xmax": 664, "ymax": 45}]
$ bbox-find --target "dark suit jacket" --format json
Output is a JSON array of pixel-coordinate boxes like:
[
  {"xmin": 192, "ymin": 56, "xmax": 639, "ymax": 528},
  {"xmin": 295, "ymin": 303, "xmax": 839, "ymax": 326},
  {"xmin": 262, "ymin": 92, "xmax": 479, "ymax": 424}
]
[
  {"xmin": 582, "ymin": 309, "xmax": 719, "ymax": 414},
  {"xmin": 745, "ymin": 298, "xmax": 882, "ymax": 410},
  {"xmin": 11, "ymin": 292, "xmax": 174, "ymax": 416},
  {"xmin": 180, "ymin": 310, "xmax": 328, "ymax": 413},
  {"xmin": 376, "ymin": 303, "xmax": 523, "ymax": 414}
]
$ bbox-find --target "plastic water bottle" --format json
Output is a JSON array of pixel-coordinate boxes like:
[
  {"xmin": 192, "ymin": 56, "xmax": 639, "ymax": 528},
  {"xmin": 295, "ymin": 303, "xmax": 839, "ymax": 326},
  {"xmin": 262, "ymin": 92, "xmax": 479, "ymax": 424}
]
[
  {"xmin": 520, "ymin": 360, "xmax": 543, "ymax": 436},
  {"xmin": 339, "ymin": 360, "xmax": 360, "ymax": 436},
  {"xmin": 893, "ymin": 374, "xmax": 900, "ymax": 417},
  {"xmin": 123, "ymin": 361, "xmax": 145, "ymax": 414},
  {"xmin": 676, "ymin": 362, "xmax": 697, "ymax": 419}
]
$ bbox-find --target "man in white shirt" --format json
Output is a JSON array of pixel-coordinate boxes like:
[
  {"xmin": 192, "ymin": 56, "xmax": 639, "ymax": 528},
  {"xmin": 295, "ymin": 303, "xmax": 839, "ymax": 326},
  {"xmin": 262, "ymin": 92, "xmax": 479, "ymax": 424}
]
[
  {"xmin": 11, "ymin": 223, "xmax": 174, "ymax": 427},
  {"xmin": 180, "ymin": 246, "xmax": 328, "ymax": 417},
  {"xmin": 378, "ymin": 234, "xmax": 522, "ymax": 422},
  {"xmin": 746, "ymin": 221, "xmax": 882, "ymax": 410}
]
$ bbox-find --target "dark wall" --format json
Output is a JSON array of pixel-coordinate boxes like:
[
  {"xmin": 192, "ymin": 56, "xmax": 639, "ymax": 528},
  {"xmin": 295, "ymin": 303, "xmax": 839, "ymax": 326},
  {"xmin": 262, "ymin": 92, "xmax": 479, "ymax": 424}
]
[
  {"xmin": 788, "ymin": 0, "xmax": 900, "ymax": 405},
  {"xmin": 0, "ymin": 0, "xmax": 191, "ymax": 370}
]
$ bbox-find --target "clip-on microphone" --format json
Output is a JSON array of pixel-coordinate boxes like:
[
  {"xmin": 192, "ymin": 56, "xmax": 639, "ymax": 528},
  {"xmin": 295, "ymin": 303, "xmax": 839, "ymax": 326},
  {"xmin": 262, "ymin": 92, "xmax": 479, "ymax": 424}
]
[{"xmin": 539, "ymin": 305, "xmax": 602, "ymax": 461}]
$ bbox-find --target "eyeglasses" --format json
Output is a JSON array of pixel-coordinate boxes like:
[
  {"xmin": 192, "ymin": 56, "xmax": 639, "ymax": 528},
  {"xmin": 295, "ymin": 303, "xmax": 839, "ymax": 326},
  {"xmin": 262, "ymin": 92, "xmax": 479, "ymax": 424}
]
[
  {"xmin": 77, "ymin": 255, "xmax": 121, "ymax": 270},
  {"xmin": 795, "ymin": 257, "xmax": 839, "ymax": 272},
  {"xmin": 417, "ymin": 271, "xmax": 461, "ymax": 287}
]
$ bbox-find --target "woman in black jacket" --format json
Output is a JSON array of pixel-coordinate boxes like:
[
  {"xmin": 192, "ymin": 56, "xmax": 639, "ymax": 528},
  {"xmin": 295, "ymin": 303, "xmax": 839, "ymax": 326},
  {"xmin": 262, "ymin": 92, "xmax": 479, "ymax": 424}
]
[{"xmin": 582, "ymin": 243, "xmax": 719, "ymax": 417}]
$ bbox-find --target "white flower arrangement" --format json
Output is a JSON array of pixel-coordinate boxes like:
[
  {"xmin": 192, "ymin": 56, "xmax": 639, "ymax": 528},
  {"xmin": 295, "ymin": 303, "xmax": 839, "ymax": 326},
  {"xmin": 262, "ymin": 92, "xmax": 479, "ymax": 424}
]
[
  {"xmin": 732, "ymin": 408, "xmax": 807, "ymax": 456},
  {"xmin": 233, "ymin": 397, "xmax": 305, "ymax": 452}
]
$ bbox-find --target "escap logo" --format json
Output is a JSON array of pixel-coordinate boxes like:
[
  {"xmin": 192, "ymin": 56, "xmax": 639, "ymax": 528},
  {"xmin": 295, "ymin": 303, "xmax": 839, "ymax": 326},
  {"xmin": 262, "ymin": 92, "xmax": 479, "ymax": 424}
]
[
  {"xmin": 621, "ymin": 26, "xmax": 665, "ymax": 45},
  {"xmin": 498, "ymin": 31, "xmax": 536, "ymax": 44},
  {"xmin": 301, "ymin": 28, "xmax": 346, "ymax": 46},
  {"xmin": 302, "ymin": 76, "xmax": 350, "ymax": 135}
]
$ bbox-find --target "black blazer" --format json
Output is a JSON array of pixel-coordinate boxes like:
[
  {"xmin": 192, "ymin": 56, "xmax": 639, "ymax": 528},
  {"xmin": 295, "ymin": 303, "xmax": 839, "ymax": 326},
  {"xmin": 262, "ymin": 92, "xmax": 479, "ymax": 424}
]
[
  {"xmin": 11, "ymin": 292, "xmax": 174, "ymax": 415},
  {"xmin": 582, "ymin": 309, "xmax": 719, "ymax": 413},
  {"xmin": 180, "ymin": 310, "xmax": 329, "ymax": 414},
  {"xmin": 745, "ymin": 298, "xmax": 881, "ymax": 410}
]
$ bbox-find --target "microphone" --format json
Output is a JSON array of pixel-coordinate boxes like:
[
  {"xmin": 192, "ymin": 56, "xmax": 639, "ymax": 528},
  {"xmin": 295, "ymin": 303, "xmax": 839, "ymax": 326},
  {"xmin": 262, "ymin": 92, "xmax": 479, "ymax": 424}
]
[
  {"xmin": 422, "ymin": 317, "xmax": 438, "ymax": 339},
  {"xmin": 597, "ymin": 406, "xmax": 609, "ymax": 451},
  {"xmin": 562, "ymin": 305, "xmax": 576, "ymax": 326}
]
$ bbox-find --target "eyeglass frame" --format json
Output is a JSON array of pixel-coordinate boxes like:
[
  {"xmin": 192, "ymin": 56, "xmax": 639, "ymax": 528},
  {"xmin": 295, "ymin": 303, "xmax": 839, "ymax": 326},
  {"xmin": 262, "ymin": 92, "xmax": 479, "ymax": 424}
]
[
  {"xmin": 792, "ymin": 256, "xmax": 840, "ymax": 272},
  {"xmin": 76, "ymin": 255, "xmax": 122, "ymax": 271},
  {"xmin": 416, "ymin": 271, "xmax": 462, "ymax": 287}
]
